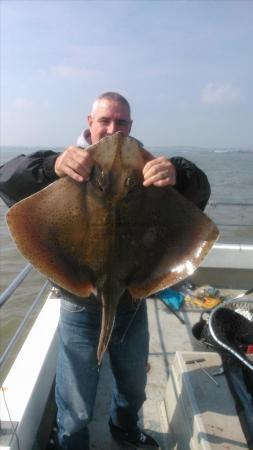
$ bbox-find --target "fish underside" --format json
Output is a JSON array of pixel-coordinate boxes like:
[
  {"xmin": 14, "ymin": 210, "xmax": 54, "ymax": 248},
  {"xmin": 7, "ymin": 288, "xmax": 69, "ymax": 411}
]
[{"xmin": 6, "ymin": 132, "xmax": 219, "ymax": 363}]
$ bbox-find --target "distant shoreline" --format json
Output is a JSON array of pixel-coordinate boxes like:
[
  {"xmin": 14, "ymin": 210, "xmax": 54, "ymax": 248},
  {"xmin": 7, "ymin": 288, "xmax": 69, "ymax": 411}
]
[{"xmin": 1, "ymin": 145, "xmax": 252, "ymax": 152}]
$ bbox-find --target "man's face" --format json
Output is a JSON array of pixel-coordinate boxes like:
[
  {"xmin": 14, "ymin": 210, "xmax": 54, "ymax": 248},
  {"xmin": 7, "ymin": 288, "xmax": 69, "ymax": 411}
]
[{"xmin": 87, "ymin": 99, "xmax": 132, "ymax": 144}]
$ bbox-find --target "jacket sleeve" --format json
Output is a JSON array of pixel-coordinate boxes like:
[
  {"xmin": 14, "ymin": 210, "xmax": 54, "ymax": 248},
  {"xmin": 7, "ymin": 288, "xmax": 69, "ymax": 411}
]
[
  {"xmin": 171, "ymin": 156, "xmax": 211, "ymax": 211},
  {"xmin": 0, "ymin": 150, "xmax": 60, "ymax": 206}
]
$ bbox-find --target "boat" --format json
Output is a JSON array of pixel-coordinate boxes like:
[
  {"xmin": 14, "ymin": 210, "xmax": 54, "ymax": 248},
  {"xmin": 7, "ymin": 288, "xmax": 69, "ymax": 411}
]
[{"xmin": 0, "ymin": 242, "xmax": 253, "ymax": 450}]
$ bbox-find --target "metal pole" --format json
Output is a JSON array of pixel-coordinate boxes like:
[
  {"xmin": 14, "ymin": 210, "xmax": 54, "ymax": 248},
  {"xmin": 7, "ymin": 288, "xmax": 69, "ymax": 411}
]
[
  {"xmin": 0, "ymin": 264, "xmax": 33, "ymax": 308},
  {"xmin": 0, "ymin": 281, "xmax": 49, "ymax": 369}
]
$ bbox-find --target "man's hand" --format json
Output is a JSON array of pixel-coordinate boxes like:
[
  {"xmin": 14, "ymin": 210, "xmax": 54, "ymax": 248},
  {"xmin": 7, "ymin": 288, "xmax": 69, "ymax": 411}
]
[
  {"xmin": 143, "ymin": 156, "xmax": 176, "ymax": 187},
  {"xmin": 54, "ymin": 146, "xmax": 93, "ymax": 182}
]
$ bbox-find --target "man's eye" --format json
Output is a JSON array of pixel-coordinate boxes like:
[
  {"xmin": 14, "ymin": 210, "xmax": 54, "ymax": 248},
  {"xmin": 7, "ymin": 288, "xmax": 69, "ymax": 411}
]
[
  {"xmin": 117, "ymin": 120, "xmax": 129, "ymax": 127},
  {"xmin": 98, "ymin": 119, "xmax": 110, "ymax": 125}
]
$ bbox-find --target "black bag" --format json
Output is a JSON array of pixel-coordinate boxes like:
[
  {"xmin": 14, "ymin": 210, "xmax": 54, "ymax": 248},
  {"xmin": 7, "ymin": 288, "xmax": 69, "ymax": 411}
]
[{"xmin": 192, "ymin": 298, "xmax": 253, "ymax": 448}]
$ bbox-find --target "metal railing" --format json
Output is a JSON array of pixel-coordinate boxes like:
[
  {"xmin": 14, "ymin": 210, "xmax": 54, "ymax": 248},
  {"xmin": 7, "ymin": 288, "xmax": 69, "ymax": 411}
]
[
  {"xmin": 0, "ymin": 264, "xmax": 49, "ymax": 369},
  {"xmin": 0, "ymin": 264, "xmax": 33, "ymax": 307},
  {"xmin": 208, "ymin": 201, "xmax": 253, "ymax": 207}
]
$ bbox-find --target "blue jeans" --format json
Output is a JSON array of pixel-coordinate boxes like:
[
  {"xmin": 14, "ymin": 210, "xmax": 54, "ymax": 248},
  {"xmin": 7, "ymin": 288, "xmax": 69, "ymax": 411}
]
[{"xmin": 55, "ymin": 296, "xmax": 149, "ymax": 450}]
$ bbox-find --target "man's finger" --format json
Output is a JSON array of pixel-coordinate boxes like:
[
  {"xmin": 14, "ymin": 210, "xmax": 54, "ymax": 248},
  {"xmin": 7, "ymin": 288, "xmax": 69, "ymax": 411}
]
[
  {"xmin": 55, "ymin": 147, "xmax": 93, "ymax": 180},
  {"xmin": 67, "ymin": 156, "xmax": 92, "ymax": 180},
  {"xmin": 143, "ymin": 157, "xmax": 167, "ymax": 175},
  {"xmin": 143, "ymin": 172, "xmax": 173, "ymax": 187},
  {"xmin": 61, "ymin": 166, "xmax": 86, "ymax": 183}
]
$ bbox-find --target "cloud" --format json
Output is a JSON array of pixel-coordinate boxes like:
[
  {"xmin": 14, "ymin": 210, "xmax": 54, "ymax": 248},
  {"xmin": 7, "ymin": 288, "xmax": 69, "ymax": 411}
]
[
  {"xmin": 201, "ymin": 83, "xmax": 241, "ymax": 104},
  {"xmin": 14, "ymin": 97, "xmax": 33, "ymax": 110},
  {"xmin": 13, "ymin": 97, "xmax": 50, "ymax": 111},
  {"xmin": 51, "ymin": 64, "xmax": 95, "ymax": 79}
]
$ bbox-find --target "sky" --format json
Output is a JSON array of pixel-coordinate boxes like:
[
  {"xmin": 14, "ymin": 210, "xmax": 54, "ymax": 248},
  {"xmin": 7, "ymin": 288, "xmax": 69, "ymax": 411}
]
[{"xmin": 1, "ymin": 0, "xmax": 253, "ymax": 149}]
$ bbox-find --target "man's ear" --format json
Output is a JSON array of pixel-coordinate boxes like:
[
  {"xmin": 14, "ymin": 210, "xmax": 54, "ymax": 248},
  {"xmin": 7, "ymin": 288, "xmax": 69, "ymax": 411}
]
[
  {"xmin": 87, "ymin": 114, "xmax": 93, "ymax": 127},
  {"xmin": 84, "ymin": 129, "xmax": 92, "ymax": 145}
]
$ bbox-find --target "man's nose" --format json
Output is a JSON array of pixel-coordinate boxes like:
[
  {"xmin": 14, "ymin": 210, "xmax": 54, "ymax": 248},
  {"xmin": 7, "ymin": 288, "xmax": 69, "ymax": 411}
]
[{"xmin": 107, "ymin": 121, "xmax": 118, "ymax": 134}]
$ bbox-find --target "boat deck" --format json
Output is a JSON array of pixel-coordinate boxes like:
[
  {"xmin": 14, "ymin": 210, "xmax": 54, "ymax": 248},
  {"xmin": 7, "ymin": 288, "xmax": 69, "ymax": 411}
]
[
  {"xmin": 82, "ymin": 296, "xmax": 251, "ymax": 449},
  {"xmin": 2, "ymin": 286, "xmax": 252, "ymax": 450}
]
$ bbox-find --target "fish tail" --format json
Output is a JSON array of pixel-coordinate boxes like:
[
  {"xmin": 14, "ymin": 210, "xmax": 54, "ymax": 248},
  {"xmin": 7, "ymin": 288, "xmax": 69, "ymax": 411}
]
[{"xmin": 97, "ymin": 290, "xmax": 121, "ymax": 365}]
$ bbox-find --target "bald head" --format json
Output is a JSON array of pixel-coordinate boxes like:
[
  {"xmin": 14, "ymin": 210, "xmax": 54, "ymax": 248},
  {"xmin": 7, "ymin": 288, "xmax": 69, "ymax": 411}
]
[
  {"xmin": 88, "ymin": 92, "xmax": 132, "ymax": 144},
  {"xmin": 91, "ymin": 92, "xmax": 131, "ymax": 119}
]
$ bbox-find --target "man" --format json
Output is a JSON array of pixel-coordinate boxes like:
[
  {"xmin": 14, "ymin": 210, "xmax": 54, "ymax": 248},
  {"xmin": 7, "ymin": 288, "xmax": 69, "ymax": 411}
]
[{"xmin": 0, "ymin": 92, "xmax": 211, "ymax": 449}]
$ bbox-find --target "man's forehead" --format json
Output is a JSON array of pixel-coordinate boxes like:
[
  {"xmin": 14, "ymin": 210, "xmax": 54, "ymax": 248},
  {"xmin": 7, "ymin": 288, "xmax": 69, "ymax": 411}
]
[{"xmin": 93, "ymin": 99, "xmax": 130, "ymax": 118}]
